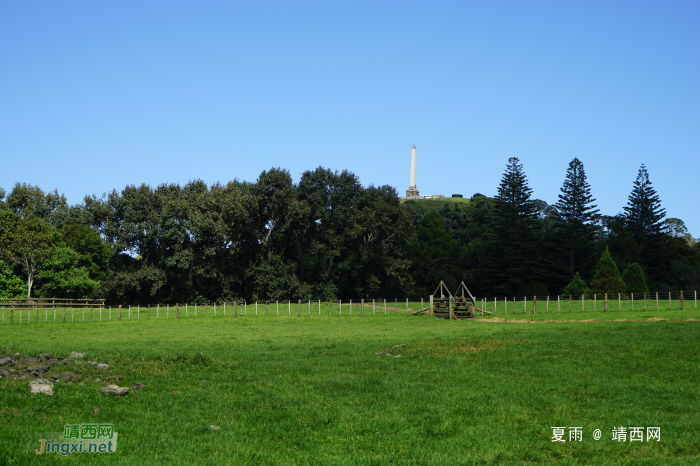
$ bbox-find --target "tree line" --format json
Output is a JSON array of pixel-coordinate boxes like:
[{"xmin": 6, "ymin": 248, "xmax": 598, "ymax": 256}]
[{"xmin": 0, "ymin": 161, "xmax": 698, "ymax": 303}]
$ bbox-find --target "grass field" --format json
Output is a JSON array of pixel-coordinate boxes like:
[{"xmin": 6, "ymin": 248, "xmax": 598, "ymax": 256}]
[{"xmin": 1, "ymin": 309, "xmax": 699, "ymax": 465}]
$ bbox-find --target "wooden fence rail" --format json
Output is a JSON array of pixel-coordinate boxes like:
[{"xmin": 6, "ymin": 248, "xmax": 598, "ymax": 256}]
[{"xmin": 1, "ymin": 292, "xmax": 696, "ymax": 325}]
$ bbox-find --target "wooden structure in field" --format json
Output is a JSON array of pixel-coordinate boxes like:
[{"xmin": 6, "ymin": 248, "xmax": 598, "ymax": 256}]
[{"xmin": 409, "ymin": 281, "xmax": 491, "ymax": 319}]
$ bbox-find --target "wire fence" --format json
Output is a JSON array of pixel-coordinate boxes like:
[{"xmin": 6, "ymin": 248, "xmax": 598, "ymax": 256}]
[{"xmin": 0, "ymin": 292, "xmax": 697, "ymax": 325}]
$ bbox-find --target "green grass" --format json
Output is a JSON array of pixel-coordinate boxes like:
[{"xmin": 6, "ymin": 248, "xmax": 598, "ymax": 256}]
[{"xmin": 1, "ymin": 312, "xmax": 699, "ymax": 465}]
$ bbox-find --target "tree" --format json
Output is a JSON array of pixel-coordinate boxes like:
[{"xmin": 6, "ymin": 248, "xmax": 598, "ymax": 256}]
[
  {"xmin": 0, "ymin": 259, "xmax": 25, "ymax": 298},
  {"xmin": 562, "ymin": 272, "xmax": 587, "ymax": 298},
  {"xmin": 489, "ymin": 157, "xmax": 539, "ymax": 295},
  {"xmin": 662, "ymin": 218, "xmax": 688, "ymax": 238},
  {"xmin": 624, "ymin": 164, "xmax": 666, "ymax": 238},
  {"xmin": 621, "ymin": 263, "xmax": 649, "ymax": 295},
  {"xmin": 589, "ymin": 247, "xmax": 626, "ymax": 295},
  {"xmin": 553, "ymin": 158, "xmax": 599, "ymax": 282},
  {"xmin": 623, "ymin": 164, "xmax": 666, "ymax": 285},
  {"xmin": 39, "ymin": 246, "xmax": 99, "ymax": 298},
  {"xmin": 0, "ymin": 212, "xmax": 53, "ymax": 297},
  {"xmin": 6, "ymin": 182, "xmax": 68, "ymax": 225}
]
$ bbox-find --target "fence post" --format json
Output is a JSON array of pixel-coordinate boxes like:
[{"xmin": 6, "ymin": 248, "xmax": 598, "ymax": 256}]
[
  {"xmin": 298, "ymin": 299, "xmax": 301, "ymax": 318},
  {"xmin": 680, "ymin": 291, "xmax": 684, "ymax": 310},
  {"xmin": 631, "ymin": 293, "xmax": 634, "ymax": 311},
  {"xmin": 604, "ymin": 293, "xmax": 608, "ymax": 312},
  {"xmin": 406, "ymin": 298, "xmax": 409, "ymax": 313},
  {"xmin": 384, "ymin": 299, "xmax": 387, "ymax": 316},
  {"xmin": 234, "ymin": 301, "xmax": 237, "ymax": 318},
  {"xmin": 656, "ymin": 292, "xmax": 658, "ymax": 311},
  {"xmin": 318, "ymin": 300, "xmax": 321, "ymax": 317},
  {"xmin": 569, "ymin": 295, "xmax": 572, "ymax": 313},
  {"xmin": 288, "ymin": 300, "xmax": 291, "ymax": 316},
  {"xmin": 373, "ymin": 299, "xmax": 375, "ymax": 316},
  {"xmin": 695, "ymin": 290, "xmax": 697, "ymax": 310},
  {"xmin": 618, "ymin": 293, "xmax": 621, "ymax": 311},
  {"xmin": 546, "ymin": 295, "xmax": 549, "ymax": 314},
  {"xmin": 448, "ymin": 297, "xmax": 454, "ymax": 320},
  {"xmin": 524, "ymin": 296, "xmax": 527, "ymax": 314},
  {"xmin": 581, "ymin": 294, "xmax": 584, "ymax": 312},
  {"xmin": 422, "ymin": 297, "xmax": 424, "ymax": 311},
  {"xmin": 10, "ymin": 309, "xmax": 13, "ymax": 325},
  {"xmin": 118, "ymin": 305, "xmax": 122, "ymax": 321},
  {"xmin": 308, "ymin": 299, "xmax": 311, "ymax": 317},
  {"xmin": 349, "ymin": 299, "xmax": 352, "ymax": 317},
  {"xmin": 361, "ymin": 299, "xmax": 364, "ymax": 317},
  {"xmin": 669, "ymin": 291, "xmax": 671, "ymax": 310},
  {"xmin": 533, "ymin": 296, "xmax": 537, "ymax": 314},
  {"xmin": 276, "ymin": 301, "xmax": 279, "ymax": 316},
  {"xmin": 339, "ymin": 299, "xmax": 342, "ymax": 316},
  {"xmin": 644, "ymin": 293, "xmax": 647, "ymax": 311},
  {"xmin": 495, "ymin": 297, "xmax": 497, "ymax": 314},
  {"xmin": 594, "ymin": 294, "xmax": 596, "ymax": 312},
  {"xmin": 177, "ymin": 303, "xmax": 180, "ymax": 319},
  {"xmin": 98, "ymin": 307, "xmax": 101, "ymax": 322},
  {"xmin": 128, "ymin": 305, "xmax": 131, "ymax": 320}
]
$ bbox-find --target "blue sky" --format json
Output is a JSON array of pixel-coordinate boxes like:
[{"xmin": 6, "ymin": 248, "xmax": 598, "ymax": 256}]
[{"xmin": 2, "ymin": 1, "xmax": 698, "ymax": 236}]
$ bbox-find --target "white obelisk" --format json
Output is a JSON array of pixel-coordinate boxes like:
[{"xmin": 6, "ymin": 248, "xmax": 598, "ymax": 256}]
[{"xmin": 406, "ymin": 144, "xmax": 420, "ymax": 199}]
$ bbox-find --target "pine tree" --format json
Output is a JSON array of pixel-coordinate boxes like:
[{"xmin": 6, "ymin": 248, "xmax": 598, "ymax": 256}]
[
  {"xmin": 623, "ymin": 164, "xmax": 666, "ymax": 284},
  {"xmin": 489, "ymin": 157, "xmax": 539, "ymax": 295},
  {"xmin": 624, "ymin": 164, "xmax": 666, "ymax": 239},
  {"xmin": 562, "ymin": 272, "xmax": 587, "ymax": 298},
  {"xmin": 589, "ymin": 247, "xmax": 626, "ymax": 295},
  {"xmin": 553, "ymin": 158, "xmax": 599, "ymax": 282},
  {"xmin": 621, "ymin": 263, "xmax": 649, "ymax": 294}
]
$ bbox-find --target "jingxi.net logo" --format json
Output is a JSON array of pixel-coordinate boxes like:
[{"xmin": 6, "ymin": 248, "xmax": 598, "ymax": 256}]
[{"xmin": 35, "ymin": 424, "xmax": 118, "ymax": 456}]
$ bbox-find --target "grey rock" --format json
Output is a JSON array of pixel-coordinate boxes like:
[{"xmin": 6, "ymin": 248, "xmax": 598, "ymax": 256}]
[
  {"xmin": 131, "ymin": 383, "xmax": 146, "ymax": 390},
  {"xmin": 0, "ymin": 357, "xmax": 13, "ymax": 366},
  {"xmin": 38, "ymin": 353, "xmax": 52, "ymax": 361},
  {"xmin": 30, "ymin": 384, "xmax": 53, "ymax": 396},
  {"xmin": 114, "ymin": 387, "xmax": 129, "ymax": 396},
  {"xmin": 97, "ymin": 364, "xmax": 108, "ymax": 370},
  {"xmin": 87, "ymin": 361, "xmax": 97, "ymax": 366},
  {"xmin": 68, "ymin": 352, "xmax": 85, "ymax": 359},
  {"xmin": 101, "ymin": 384, "xmax": 119, "ymax": 394}
]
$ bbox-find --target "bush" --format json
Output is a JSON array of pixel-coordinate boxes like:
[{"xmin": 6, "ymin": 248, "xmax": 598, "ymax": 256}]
[
  {"xmin": 622, "ymin": 263, "xmax": 649, "ymax": 295},
  {"xmin": 562, "ymin": 272, "xmax": 587, "ymax": 298}
]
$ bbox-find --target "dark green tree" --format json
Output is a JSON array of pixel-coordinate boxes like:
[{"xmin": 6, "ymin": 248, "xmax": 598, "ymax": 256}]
[
  {"xmin": 624, "ymin": 165, "xmax": 666, "ymax": 238},
  {"xmin": 562, "ymin": 272, "xmax": 587, "ymax": 298},
  {"xmin": 589, "ymin": 247, "xmax": 626, "ymax": 295},
  {"xmin": 489, "ymin": 157, "xmax": 538, "ymax": 295},
  {"xmin": 621, "ymin": 263, "xmax": 649, "ymax": 295},
  {"xmin": 623, "ymin": 164, "xmax": 666, "ymax": 285},
  {"xmin": 553, "ymin": 158, "xmax": 599, "ymax": 282},
  {"xmin": 6, "ymin": 183, "xmax": 69, "ymax": 225}
]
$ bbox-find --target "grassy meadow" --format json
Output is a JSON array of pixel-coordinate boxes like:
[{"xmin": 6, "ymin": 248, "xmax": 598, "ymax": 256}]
[{"xmin": 0, "ymin": 307, "xmax": 698, "ymax": 465}]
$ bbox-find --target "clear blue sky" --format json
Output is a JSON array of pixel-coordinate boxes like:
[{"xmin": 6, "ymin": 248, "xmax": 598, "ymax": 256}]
[{"xmin": 2, "ymin": 1, "xmax": 698, "ymax": 236}]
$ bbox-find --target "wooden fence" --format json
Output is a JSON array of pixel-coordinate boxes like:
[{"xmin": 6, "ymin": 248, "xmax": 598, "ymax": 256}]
[{"xmin": 0, "ymin": 291, "xmax": 696, "ymax": 325}]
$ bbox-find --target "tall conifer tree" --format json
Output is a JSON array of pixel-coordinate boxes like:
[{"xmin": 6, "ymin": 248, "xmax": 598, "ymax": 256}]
[
  {"xmin": 551, "ymin": 158, "xmax": 599, "ymax": 285},
  {"xmin": 489, "ymin": 157, "xmax": 538, "ymax": 295},
  {"xmin": 624, "ymin": 164, "xmax": 665, "ymax": 238},
  {"xmin": 623, "ymin": 164, "xmax": 666, "ymax": 283}
]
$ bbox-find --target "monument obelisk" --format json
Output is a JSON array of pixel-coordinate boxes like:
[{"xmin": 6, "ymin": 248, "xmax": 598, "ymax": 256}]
[{"xmin": 405, "ymin": 144, "xmax": 420, "ymax": 199}]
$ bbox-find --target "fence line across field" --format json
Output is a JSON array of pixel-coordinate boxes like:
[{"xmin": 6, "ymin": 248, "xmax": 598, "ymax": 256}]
[{"xmin": 0, "ymin": 291, "xmax": 696, "ymax": 325}]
